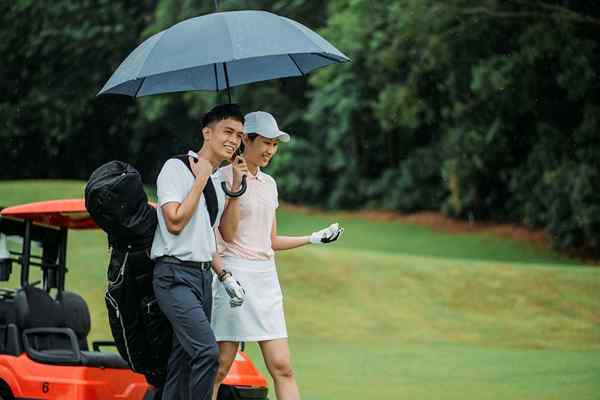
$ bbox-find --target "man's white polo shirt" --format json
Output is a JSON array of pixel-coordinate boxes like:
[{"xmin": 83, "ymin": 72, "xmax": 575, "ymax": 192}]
[{"xmin": 151, "ymin": 151, "xmax": 226, "ymax": 262}]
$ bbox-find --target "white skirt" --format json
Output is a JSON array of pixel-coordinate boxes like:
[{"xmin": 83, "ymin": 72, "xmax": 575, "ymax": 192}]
[{"xmin": 211, "ymin": 256, "xmax": 288, "ymax": 342}]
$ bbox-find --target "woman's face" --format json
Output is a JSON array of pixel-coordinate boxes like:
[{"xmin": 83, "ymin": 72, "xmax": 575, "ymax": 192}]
[{"xmin": 243, "ymin": 135, "xmax": 279, "ymax": 168}]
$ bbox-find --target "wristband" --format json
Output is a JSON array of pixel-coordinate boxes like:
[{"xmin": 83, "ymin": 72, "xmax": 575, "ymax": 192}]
[{"xmin": 217, "ymin": 269, "xmax": 231, "ymax": 282}]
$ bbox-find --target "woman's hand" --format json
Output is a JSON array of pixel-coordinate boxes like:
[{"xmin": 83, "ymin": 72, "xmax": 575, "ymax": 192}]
[
  {"xmin": 310, "ymin": 222, "xmax": 344, "ymax": 244},
  {"xmin": 310, "ymin": 222, "xmax": 344, "ymax": 245},
  {"xmin": 231, "ymin": 155, "xmax": 249, "ymax": 191}
]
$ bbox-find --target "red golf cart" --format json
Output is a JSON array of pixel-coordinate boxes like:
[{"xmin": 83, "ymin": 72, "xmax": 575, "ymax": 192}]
[{"xmin": 0, "ymin": 199, "xmax": 268, "ymax": 400}]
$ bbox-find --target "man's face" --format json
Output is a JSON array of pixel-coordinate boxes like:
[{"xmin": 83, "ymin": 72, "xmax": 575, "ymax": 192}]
[
  {"xmin": 204, "ymin": 118, "xmax": 244, "ymax": 161},
  {"xmin": 244, "ymin": 135, "xmax": 279, "ymax": 167}
]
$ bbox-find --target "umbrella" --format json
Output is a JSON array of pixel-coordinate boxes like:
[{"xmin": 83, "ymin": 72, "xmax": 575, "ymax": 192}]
[
  {"xmin": 98, "ymin": 9, "xmax": 349, "ymax": 197},
  {"xmin": 97, "ymin": 10, "xmax": 350, "ymax": 102}
]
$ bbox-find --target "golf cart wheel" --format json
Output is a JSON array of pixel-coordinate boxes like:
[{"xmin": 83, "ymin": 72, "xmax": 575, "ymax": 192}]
[{"xmin": 0, "ymin": 381, "xmax": 14, "ymax": 400}]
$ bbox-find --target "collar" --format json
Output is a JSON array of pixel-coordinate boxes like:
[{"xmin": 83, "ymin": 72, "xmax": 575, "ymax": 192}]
[
  {"xmin": 248, "ymin": 167, "xmax": 266, "ymax": 182},
  {"xmin": 187, "ymin": 150, "xmax": 219, "ymax": 174}
]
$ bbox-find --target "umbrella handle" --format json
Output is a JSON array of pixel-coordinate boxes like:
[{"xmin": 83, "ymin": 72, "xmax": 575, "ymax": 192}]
[{"xmin": 221, "ymin": 175, "xmax": 247, "ymax": 197}]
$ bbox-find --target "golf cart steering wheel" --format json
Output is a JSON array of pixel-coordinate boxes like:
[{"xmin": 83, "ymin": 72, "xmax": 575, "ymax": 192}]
[{"xmin": 221, "ymin": 175, "xmax": 247, "ymax": 198}]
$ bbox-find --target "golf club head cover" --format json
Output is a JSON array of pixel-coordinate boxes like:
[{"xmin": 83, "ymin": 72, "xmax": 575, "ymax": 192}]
[
  {"xmin": 221, "ymin": 275, "xmax": 246, "ymax": 307},
  {"xmin": 310, "ymin": 223, "xmax": 344, "ymax": 245}
]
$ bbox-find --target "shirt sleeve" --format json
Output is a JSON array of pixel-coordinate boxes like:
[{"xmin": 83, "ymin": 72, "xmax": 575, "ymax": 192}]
[
  {"xmin": 157, "ymin": 159, "xmax": 187, "ymax": 206},
  {"xmin": 273, "ymin": 178, "xmax": 279, "ymax": 209}
]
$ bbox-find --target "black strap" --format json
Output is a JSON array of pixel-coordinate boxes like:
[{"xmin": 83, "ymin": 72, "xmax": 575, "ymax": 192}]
[{"xmin": 172, "ymin": 155, "xmax": 218, "ymax": 227}]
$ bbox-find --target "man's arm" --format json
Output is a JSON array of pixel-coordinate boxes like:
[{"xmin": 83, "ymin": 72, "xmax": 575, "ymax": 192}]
[
  {"xmin": 162, "ymin": 157, "xmax": 213, "ymax": 235},
  {"xmin": 211, "ymin": 252, "xmax": 245, "ymax": 307},
  {"xmin": 211, "ymin": 252, "xmax": 225, "ymax": 275}
]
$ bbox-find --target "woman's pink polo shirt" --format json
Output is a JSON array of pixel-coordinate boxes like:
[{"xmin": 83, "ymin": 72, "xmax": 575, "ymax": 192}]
[{"xmin": 217, "ymin": 164, "xmax": 278, "ymax": 261}]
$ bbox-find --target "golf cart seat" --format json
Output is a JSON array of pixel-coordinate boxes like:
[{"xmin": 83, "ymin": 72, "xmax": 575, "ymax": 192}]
[
  {"xmin": 60, "ymin": 291, "xmax": 130, "ymax": 369},
  {"xmin": 15, "ymin": 286, "xmax": 129, "ymax": 369},
  {"xmin": 0, "ymin": 295, "xmax": 20, "ymax": 356}
]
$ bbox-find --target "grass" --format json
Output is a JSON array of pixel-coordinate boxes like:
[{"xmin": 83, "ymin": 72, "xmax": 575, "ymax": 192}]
[
  {"xmin": 0, "ymin": 180, "xmax": 87, "ymax": 205},
  {"xmin": 276, "ymin": 208, "xmax": 578, "ymax": 265},
  {"xmin": 1, "ymin": 180, "xmax": 600, "ymax": 399}
]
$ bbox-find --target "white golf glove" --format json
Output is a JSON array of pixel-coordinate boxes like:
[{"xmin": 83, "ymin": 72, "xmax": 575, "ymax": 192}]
[
  {"xmin": 221, "ymin": 273, "xmax": 246, "ymax": 308},
  {"xmin": 310, "ymin": 223, "xmax": 344, "ymax": 245}
]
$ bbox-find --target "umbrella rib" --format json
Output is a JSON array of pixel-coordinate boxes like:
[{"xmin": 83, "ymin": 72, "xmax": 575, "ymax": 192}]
[
  {"xmin": 288, "ymin": 54, "xmax": 305, "ymax": 76},
  {"xmin": 213, "ymin": 64, "xmax": 219, "ymax": 91},
  {"xmin": 223, "ymin": 63, "xmax": 232, "ymax": 103},
  {"xmin": 134, "ymin": 78, "xmax": 145, "ymax": 97},
  {"xmin": 313, "ymin": 53, "xmax": 345, "ymax": 63},
  {"xmin": 135, "ymin": 30, "xmax": 168, "ymax": 80},
  {"xmin": 220, "ymin": 11, "xmax": 234, "ymax": 103}
]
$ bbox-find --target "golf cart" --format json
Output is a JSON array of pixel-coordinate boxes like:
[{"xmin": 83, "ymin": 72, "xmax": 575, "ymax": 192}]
[{"xmin": 0, "ymin": 199, "xmax": 268, "ymax": 400}]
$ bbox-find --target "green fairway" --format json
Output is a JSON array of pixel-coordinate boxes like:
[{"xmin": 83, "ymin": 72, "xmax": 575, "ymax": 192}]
[
  {"xmin": 1, "ymin": 180, "xmax": 599, "ymax": 399},
  {"xmin": 276, "ymin": 208, "xmax": 579, "ymax": 265}
]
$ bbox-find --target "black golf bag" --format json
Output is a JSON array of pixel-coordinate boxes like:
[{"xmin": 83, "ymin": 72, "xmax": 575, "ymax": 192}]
[{"xmin": 85, "ymin": 160, "xmax": 170, "ymax": 389}]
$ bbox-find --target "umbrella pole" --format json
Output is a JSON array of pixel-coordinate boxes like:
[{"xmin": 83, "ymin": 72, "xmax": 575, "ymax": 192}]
[{"xmin": 223, "ymin": 62, "xmax": 232, "ymax": 104}]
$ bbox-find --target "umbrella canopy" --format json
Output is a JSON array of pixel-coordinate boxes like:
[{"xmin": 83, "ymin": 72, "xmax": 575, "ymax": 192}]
[{"xmin": 98, "ymin": 10, "xmax": 350, "ymax": 98}]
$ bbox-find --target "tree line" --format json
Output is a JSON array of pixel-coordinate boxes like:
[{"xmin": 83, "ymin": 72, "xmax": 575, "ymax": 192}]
[{"xmin": 2, "ymin": 0, "xmax": 599, "ymax": 256}]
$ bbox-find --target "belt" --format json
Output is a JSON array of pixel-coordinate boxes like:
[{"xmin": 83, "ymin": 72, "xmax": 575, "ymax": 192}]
[{"xmin": 156, "ymin": 256, "xmax": 212, "ymax": 271}]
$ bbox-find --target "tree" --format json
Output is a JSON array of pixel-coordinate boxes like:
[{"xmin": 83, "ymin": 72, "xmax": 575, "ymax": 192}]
[
  {"xmin": 0, "ymin": 0, "xmax": 148, "ymax": 179},
  {"xmin": 307, "ymin": 0, "xmax": 600, "ymax": 254}
]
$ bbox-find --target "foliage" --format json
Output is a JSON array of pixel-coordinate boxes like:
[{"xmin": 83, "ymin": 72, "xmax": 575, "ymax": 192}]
[
  {"xmin": 306, "ymin": 0, "xmax": 600, "ymax": 254},
  {"xmin": 0, "ymin": 0, "xmax": 148, "ymax": 179},
  {"xmin": 2, "ymin": 0, "xmax": 600, "ymax": 255}
]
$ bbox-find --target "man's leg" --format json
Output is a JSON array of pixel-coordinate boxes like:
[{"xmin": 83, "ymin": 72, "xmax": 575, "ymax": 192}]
[
  {"xmin": 153, "ymin": 263, "xmax": 189, "ymax": 399},
  {"xmin": 163, "ymin": 333, "xmax": 190, "ymax": 400},
  {"xmin": 154, "ymin": 264, "xmax": 219, "ymax": 400},
  {"xmin": 211, "ymin": 341, "xmax": 239, "ymax": 400},
  {"xmin": 259, "ymin": 339, "xmax": 300, "ymax": 400}
]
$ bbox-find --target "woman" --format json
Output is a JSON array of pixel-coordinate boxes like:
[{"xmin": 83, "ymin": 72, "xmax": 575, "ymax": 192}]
[{"xmin": 211, "ymin": 111, "xmax": 343, "ymax": 400}]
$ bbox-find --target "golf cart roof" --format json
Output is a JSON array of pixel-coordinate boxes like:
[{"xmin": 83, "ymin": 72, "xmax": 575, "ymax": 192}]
[{"xmin": 0, "ymin": 199, "xmax": 97, "ymax": 230}]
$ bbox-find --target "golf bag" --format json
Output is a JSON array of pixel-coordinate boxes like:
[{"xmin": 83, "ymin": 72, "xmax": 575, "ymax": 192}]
[{"xmin": 85, "ymin": 161, "xmax": 170, "ymax": 388}]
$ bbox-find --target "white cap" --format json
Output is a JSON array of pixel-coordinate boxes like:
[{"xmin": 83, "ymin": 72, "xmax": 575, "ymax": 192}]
[{"xmin": 243, "ymin": 111, "xmax": 290, "ymax": 143}]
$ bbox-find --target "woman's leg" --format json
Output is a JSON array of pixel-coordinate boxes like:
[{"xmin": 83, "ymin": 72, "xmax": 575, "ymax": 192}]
[
  {"xmin": 211, "ymin": 341, "xmax": 239, "ymax": 400},
  {"xmin": 259, "ymin": 339, "xmax": 300, "ymax": 400}
]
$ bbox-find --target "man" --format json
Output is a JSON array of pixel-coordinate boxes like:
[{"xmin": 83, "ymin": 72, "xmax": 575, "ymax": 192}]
[{"xmin": 151, "ymin": 103, "xmax": 248, "ymax": 400}]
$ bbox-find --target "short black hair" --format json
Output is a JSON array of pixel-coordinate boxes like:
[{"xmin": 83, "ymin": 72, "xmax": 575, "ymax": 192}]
[{"xmin": 201, "ymin": 103, "xmax": 244, "ymax": 129}]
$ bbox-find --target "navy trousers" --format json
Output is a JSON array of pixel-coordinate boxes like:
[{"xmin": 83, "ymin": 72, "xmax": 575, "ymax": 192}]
[{"xmin": 153, "ymin": 261, "xmax": 218, "ymax": 400}]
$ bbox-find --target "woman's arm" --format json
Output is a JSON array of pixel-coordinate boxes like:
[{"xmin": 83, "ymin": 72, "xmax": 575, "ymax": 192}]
[
  {"xmin": 218, "ymin": 197, "xmax": 240, "ymax": 242},
  {"xmin": 217, "ymin": 157, "xmax": 248, "ymax": 242},
  {"xmin": 270, "ymin": 216, "xmax": 311, "ymax": 251},
  {"xmin": 271, "ymin": 213, "xmax": 345, "ymax": 251}
]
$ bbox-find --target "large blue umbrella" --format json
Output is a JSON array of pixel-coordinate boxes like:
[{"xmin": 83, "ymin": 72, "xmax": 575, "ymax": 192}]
[{"xmin": 98, "ymin": 10, "xmax": 350, "ymax": 101}]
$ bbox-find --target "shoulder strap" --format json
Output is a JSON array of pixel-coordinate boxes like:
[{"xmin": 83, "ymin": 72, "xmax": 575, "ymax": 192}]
[{"xmin": 172, "ymin": 155, "xmax": 218, "ymax": 227}]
